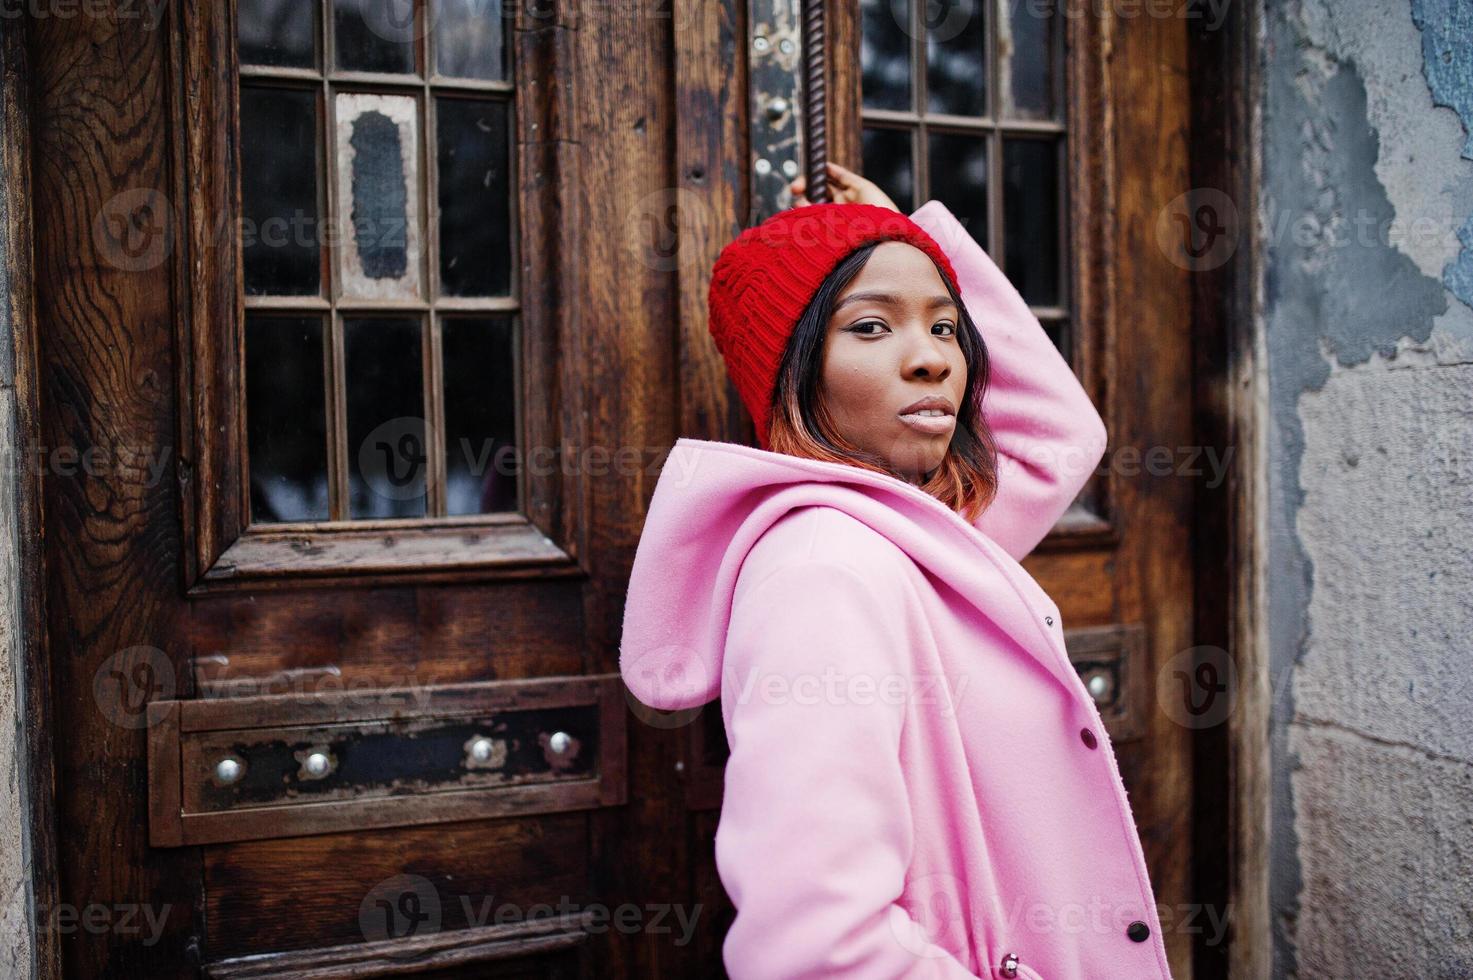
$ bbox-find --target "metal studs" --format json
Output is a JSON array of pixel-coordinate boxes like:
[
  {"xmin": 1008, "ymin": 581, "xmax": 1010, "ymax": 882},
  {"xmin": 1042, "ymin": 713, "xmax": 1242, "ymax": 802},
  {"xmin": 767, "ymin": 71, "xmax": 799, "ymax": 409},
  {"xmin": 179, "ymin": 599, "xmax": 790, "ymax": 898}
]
[
  {"xmin": 469, "ymin": 737, "xmax": 495, "ymax": 763},
  {"xmin": 1000, "ymin": 952, "xmax": 1020, "ymax": 977},
  {"xmin": 782, "ymin": 159, "xmax": 799, "ymax": 178},
  {"xmin": 213, "ymin": 756, "xmax": 244, "ymax": 786},
  {"xmin": 752, "ymin": 35, "xmax": 770, "ymax": 53},
  {"xmin": 548, "ymin": 731, "xmax": 573, "ymax": 755},
  {"xmin": 766, "ymin": 97, "xmax": 790, "ymax": 120},
  {"xmin": 754, "ymin": 158, "xmax": 772, "ymax": 176},
  {"xmin": 779, "ymin": 37, "xmax": 795, "ymax": 54},
  {"xmin": 295, "ymin": 747, "xmax": 335, "ymax": 781},
  {"xmin": 1045, "ymin": 615, "xmax": 1054, "ymax": 626}
]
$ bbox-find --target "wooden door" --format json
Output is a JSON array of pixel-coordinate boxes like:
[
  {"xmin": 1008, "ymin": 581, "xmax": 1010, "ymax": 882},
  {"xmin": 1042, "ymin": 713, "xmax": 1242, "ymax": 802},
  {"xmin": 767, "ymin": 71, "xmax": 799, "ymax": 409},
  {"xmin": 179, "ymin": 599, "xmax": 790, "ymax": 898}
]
[
  {"xmin": 667, "ymin": 2, "xmax": 1203, "ymax": 977},
  {"xmin": 26, "ymin": 0, "xmax": 1202, "ymax": 977}
]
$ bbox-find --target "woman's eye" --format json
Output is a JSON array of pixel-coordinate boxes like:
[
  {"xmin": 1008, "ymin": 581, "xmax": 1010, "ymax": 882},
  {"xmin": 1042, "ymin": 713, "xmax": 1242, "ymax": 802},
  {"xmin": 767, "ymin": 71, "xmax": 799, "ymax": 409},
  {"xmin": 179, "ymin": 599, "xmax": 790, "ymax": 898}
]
[
  {"xmin": 933, "ymin": 321, "xmax": 957, "ymax": 336},
  {"xmin": 849, "ymin": 320, "xmax": 889, "ymax": 335}
]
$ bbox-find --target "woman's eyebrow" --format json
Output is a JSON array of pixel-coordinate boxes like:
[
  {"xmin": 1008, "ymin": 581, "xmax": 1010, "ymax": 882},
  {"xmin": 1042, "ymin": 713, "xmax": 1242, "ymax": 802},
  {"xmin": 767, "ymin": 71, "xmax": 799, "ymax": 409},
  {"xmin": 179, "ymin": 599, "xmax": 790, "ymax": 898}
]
[{"xmin": 834, "ymin": 291, "xmax": 958, "ymax": 312}]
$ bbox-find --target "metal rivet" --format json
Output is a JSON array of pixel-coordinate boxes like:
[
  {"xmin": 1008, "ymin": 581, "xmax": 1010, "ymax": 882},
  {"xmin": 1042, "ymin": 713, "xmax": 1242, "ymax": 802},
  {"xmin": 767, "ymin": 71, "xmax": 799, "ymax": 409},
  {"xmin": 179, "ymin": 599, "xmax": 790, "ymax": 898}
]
[
  {"xmin": 1045, "ymin": 615, "xmax": 1054, "ymax": 626},
  {"xmin": 469, "ymin": 737, "xmax": 495, "ymax": 763},
  {"xmin": 782, "ymin": 159, "xmax": 800, "ymax": 178},
  {"xmin": 753, "ymin": 35, "xmax": 770, "ymax": 53},
  {"xmin": 754, "ymin": 158, "xmax": 772, "ymax": 176},
  {"xmin": 766, "ymin": 97, "xmax": 789, "ymax": 120},
  {"xmin": 548, "ymin": 731, "xmax": 573, "ymax": 755},
  {"xmin": 1087, "ymin": 672, "xmax": 1111, "ymax": 701},
  {"xmin": 296, "ymin": 749, "xmax": 334, "ymax": 780},
  {"xmin": 214, "ymin": 757, "xmax": 243, "ymax": 785},
  {"xmin": 779, "ymin": 38, "xmax": 795, "ymax": 54},
  {"xmin": 1000, "ymin": 952, "xmax": 1020, "ymax": 977}
]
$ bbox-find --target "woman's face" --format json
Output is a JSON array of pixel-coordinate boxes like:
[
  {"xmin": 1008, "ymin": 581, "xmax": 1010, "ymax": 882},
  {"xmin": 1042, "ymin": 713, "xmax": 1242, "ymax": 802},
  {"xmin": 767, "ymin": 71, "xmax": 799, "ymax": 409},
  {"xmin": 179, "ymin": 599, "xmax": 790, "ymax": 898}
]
[{"xmin": 819, "ymin": 241, "xmax": 968, "ymax": 483}]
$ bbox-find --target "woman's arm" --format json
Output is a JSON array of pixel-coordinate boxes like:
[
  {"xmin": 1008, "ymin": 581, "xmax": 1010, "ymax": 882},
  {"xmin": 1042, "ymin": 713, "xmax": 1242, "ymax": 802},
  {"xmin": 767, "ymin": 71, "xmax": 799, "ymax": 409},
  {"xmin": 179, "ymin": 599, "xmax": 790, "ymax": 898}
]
[
  {"xmin": 717, "ymin": 558, "xmax": 979, "ymax": 979},
  {"xmin": 909, "ymin": 200, "xmax": 1108, "ymax": 562}
]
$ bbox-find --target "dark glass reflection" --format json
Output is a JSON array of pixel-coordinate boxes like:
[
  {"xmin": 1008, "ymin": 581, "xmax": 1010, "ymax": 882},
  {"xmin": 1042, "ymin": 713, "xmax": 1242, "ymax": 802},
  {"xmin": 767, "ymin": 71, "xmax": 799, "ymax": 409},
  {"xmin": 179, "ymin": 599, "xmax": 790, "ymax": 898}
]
[
  {"xmin": 1003, "ymin": 137, "xmax": 1060, "ymax": 307},
  {"xmin": 434, "ymin": 0, "xmax": 507, "ymax": 80},
  {"xmin": 437, "ymin": 98, "xmax": 512, "ymax": 296},
  {"xmin": 238, "ymin": 0, "xmax": 316, "ymax": 68},
  {"xmin": 344, "ymin": 318, "xmax": 427, "ymax": 518},
  {"xmin": 334, "ymin": 0, "xmax": 416, "ymax": 74},
  {"xmin": 1042, "ymin": 318, "xmax": 1071, "ymax": 362},
  {"xmin": 1005, "ymin": 0, "xmax": 1062, "ymax": 120},
  {"xmin": 926, "ymin": 0, "xmax": 986, "ymax": 117},
  {"xmin": 245, "ymin": 316, "xmax": 329, "ymax": 522},
  {"xmin": 928, "ymin": 131, "xmax": 987, "ymax": 241},
  {"xmin": 442, "ymin": 317, "xmax": 519, "ymax": 515},
  {"xmin": 240, "ymin": 86, "xmax": 321, "ymax": 296},
  {"xmin": 861, "ymin": 0, "xmax": 912, "ymax": 111},
  {"xmin": 862, "ymin": 127, "xmax": 915, "ymax": 214}
]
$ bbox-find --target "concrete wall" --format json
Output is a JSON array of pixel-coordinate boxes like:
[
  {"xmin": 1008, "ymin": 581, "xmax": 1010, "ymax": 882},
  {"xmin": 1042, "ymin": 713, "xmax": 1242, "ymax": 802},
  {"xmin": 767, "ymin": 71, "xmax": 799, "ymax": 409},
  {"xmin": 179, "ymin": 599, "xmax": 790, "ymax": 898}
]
[
  {"xmin": 0, "ymin": 22, "xmax": 35, "ymax": 979},
  {"xmin": 1261, "ymin": 0, "xmax": 1473, "ymax": 974}
]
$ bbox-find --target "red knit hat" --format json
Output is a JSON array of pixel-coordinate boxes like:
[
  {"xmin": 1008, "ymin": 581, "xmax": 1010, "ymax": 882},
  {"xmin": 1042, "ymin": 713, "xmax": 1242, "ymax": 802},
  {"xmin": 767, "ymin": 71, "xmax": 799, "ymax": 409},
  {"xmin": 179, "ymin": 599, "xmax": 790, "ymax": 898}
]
[{"xmin": 706, "ymin": 202, "xmax": 960, "ymax": 450}]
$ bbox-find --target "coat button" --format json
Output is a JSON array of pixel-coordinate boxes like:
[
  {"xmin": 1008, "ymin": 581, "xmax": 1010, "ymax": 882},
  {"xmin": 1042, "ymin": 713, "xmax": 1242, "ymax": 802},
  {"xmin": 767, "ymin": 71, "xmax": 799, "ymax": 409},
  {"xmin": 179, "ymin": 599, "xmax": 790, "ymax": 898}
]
[
  {"xmin": 999, "ymin": 952, "xmax": 1020, "ymax": 977},
  {"xmin": 1127, "ymin": 920, "xmax": 1151, "ymax": 942},
  {"xmin": 1045, "ymin": 615, "xmax": 1054, "ymax": 626},
  {"xmin": 1080, "ymin": 727, "xmax": 1097, "ymax": 749}
]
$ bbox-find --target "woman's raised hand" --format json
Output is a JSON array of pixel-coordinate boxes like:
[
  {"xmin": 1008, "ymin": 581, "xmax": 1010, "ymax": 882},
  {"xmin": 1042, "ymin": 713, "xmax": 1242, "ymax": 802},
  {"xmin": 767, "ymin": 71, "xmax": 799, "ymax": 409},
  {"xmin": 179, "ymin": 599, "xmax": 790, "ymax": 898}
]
[{"xmin": 788, "ymin": 161, "xmax": 900, "ymax": 213}]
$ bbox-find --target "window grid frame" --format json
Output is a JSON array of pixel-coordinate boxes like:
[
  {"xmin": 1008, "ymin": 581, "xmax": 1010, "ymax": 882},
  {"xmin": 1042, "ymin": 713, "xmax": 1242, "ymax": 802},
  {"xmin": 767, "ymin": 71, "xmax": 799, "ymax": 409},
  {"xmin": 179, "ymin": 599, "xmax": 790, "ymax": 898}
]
[
  {"xmin": 238, "ymin": 0, "xmax": 522, "ymax": 526},
  {"xmin": 859, "ymin": 0, "xmax": 1072, "ymax": 347}
]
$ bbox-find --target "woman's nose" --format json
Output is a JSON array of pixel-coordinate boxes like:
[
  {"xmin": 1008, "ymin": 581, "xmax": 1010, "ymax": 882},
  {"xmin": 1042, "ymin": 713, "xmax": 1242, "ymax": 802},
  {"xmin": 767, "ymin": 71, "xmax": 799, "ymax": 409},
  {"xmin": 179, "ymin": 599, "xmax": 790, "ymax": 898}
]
[{"xmin": 902, "ymin": 332, "xmax": 951, "ymax": 379}]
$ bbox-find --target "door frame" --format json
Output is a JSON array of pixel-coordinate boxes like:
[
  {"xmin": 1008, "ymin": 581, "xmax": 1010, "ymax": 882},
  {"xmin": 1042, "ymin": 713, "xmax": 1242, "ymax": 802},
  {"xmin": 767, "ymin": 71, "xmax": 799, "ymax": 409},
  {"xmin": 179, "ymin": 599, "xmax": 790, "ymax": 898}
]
[{"xmin": 2, "ymin": 1, "xmax": 1271, "ymax": 976}]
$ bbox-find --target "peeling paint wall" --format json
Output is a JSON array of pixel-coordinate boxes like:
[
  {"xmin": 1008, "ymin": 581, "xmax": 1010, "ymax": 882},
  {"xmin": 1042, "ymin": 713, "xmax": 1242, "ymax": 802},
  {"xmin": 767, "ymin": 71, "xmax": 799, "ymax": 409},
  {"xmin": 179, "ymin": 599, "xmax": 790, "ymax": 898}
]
[{"xmin": 1262, "ymin": 0, "xmax": 1473, "ymax": 975}]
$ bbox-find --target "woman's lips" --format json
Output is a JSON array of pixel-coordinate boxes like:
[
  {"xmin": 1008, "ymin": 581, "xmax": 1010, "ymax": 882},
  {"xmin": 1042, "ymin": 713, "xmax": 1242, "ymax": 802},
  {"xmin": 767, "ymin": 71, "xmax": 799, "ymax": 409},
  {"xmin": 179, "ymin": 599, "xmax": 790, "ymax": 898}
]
[{"xmin": 897, "ymin": 411, "xmax": 955, "ymax": 435}]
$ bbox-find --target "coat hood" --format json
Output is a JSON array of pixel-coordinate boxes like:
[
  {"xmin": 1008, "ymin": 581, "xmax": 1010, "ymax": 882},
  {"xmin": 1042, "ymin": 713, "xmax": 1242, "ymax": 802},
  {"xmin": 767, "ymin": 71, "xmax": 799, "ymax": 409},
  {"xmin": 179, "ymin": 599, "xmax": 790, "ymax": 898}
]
[{"xmin": 619, "ymin": 436, "xmax": 1082, "ymax": 713}]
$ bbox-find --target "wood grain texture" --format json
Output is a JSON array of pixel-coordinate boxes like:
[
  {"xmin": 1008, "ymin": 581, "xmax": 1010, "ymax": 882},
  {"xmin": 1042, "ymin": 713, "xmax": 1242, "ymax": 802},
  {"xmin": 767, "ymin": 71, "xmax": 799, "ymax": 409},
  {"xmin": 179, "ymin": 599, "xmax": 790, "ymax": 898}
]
[{"xmin": 28, "ymin": 9, "xmax": 204, "ymax": 977}]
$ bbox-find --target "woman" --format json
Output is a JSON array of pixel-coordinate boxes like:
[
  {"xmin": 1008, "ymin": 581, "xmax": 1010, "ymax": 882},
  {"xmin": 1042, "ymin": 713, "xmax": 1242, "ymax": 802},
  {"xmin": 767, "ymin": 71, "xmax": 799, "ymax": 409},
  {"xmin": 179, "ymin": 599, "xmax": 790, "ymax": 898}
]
[{"xmin": 620, "ymin": 162, "xmax": 1171, "ymax": 979}]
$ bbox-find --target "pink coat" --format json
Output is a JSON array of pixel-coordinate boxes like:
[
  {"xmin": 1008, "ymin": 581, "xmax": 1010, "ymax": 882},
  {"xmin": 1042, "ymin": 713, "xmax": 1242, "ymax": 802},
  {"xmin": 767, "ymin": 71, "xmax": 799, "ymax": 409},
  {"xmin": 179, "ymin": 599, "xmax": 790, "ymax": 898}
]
[{"xmin": 620, "ymin": 200, "xmax": 1172, "ymax": 979}]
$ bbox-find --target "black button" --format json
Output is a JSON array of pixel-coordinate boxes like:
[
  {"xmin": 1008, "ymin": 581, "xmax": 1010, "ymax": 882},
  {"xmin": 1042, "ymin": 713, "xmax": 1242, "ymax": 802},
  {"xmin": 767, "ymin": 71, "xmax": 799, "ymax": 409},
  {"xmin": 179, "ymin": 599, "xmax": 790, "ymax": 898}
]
[
  {"xmin": 1127, "ymin": 920, "xmax": 1150, "ymax": 942},
  {"xmin": 1080, "ymin": 727, "xmax": 1098, "ymax": 749}
]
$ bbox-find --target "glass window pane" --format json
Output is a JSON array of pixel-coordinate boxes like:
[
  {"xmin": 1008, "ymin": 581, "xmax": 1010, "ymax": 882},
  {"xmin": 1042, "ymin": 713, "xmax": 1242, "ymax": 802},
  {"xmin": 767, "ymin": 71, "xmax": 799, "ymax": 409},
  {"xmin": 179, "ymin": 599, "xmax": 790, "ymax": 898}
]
[
  {"xmin": 862, "ymin": 127, "xmax": 915, "ymax": 214},
  {"xmin": 442, "ymin": 317, "xmax": 518, "ymax": 515},
  {"xmin": 1042, "ymin": 317, "xmax": 1071, "ymax": 363},
  {"xmin": 240, "ymin": 86, "xmax": 321, "ymax": 296},
  {"xmin": 334, "ymin": 93, "xmax": 424, "ymax": 301},
  {"xmin": 238, "ymin": 0, "xmax": 316, "ymax": 68},
  {"xmin": 926, "ymin": 0, "xmax": 986, "ymax": 117},
  {"xmin": 927, "ymin": 131, "xmax": 987, "ymax": 240},
  {"xmin": 436, "ymin": 97, "xmax": 512, "ymax": 297},
  {"xmin": 333, "ymin": 0, "xmax": 416, "ymax": 74},
  {"xmin": 1002, "ymin": 137, "xmax": 1060, "ymax": 306},
  {"xmin": 1001, "ymin": 0, "xmax": 1062, "ymax": 120},
  {"xmin": 433, "ymin": 0, "xmax": 507, "ymax": 80},
  {"xmin": 245, "ymin": 316, "xmax": 329, "ymax": 523},
  {"xmin": 344, "ymin": 318, "xmax": 427, "ymax": 519},
  {"xmin": 861, "ymin": 0, "xmax": 912, "ymax": 111}
]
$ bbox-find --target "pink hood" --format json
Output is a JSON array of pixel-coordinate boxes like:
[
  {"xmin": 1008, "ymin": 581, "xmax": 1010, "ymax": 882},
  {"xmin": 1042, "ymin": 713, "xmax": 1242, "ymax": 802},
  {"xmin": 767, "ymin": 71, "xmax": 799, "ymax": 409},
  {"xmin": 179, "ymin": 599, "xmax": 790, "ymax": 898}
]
[{"xmin": 619, "ymin": 437, "xmax": 1086, "ymax": 715}]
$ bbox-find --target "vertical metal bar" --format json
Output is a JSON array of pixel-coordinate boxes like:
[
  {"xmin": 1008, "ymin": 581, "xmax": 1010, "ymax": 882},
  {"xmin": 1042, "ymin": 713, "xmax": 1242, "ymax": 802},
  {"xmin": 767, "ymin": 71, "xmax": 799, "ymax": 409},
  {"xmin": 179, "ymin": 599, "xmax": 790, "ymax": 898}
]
[{"xmin": 801, "ymin": 0, "xmax": 829, "ymax": 202}]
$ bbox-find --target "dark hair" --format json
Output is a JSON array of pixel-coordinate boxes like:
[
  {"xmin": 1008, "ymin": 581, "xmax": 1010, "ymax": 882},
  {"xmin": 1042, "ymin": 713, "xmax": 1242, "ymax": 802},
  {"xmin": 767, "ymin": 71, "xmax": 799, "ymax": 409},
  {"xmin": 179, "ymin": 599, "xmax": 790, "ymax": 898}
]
[{"xmin": 765, "ymin": 241, "xmax": 999, "ymax": 522}]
